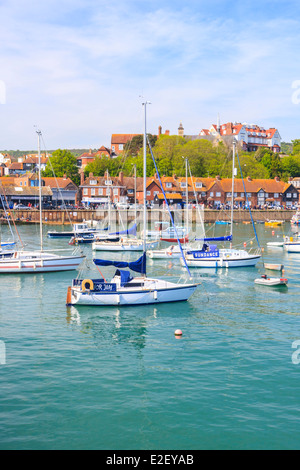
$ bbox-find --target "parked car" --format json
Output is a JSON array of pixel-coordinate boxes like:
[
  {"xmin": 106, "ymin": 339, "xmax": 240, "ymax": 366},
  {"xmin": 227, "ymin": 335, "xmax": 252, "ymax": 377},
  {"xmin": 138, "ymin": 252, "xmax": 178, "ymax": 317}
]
[
  {"xmin": 14, "ymin": 204, "xmax": 31, "ymax": 209},
  {"xmin": 116, "ymin": 202, "xmax": 129, "ymax": 210}
]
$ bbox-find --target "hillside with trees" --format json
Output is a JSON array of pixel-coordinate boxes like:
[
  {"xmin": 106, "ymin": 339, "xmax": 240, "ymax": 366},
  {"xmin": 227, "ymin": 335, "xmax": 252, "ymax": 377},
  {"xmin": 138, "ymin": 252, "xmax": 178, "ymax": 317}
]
[{"xmin": 83, "ymin": 136, "xmax": 300, "ymax": 182}]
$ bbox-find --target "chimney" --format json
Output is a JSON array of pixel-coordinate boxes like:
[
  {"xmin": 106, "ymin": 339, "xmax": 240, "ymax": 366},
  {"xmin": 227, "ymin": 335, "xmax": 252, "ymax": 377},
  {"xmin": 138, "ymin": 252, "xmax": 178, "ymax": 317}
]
[
  {"xmin": 173, "ymin": 174, "xmax": 177, "ymax": 180},
  {"xmin": 275, "ymin": 176, "xmax": 281, "ymax": 182},
  {"xmin": 63, "ymin": 173, "xmax": 67, "ymax": 180},
  {"xmin": 154, "ymin": 173, "xmax": 158, "ymax": 180},
  {"xmin": 158, "ymin": 126, "xmax": 162, "ymax": 136},
  {"xmin": 89, "ymin": 148, "xmax": 92, "ymax": 155},
  {"xmin": 119, "ymin": 171, "xmax": 124, "ymax": 184},
  {"xmin": 216, "ymin": 175, "xmax": 221, "ymax": 180},
  {"xmin": 247, "ymin": 176, "xmax": 252, "ymax": 182},
  {"xmin": 80, "ymin": 170, "xmax": 85, "ymax": 185},
  {"xmin": 165, "ymin": 130, "xmax": 170, "ymax": 136},
  {"xmin": 89, "ymin": 172, "xmax": 94, "ymax": 178}
]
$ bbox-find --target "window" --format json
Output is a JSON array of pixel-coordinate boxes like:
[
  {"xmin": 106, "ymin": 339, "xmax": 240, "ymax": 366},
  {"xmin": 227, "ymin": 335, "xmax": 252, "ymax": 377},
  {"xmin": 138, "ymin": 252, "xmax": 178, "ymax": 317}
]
[
  {"xmin": 265, "ymin": 193, "xmax": 269, "ymax": 198},
  {"xmin": 210, "ymin": 192, "xmax": 214, "ymax": 197},
  {"xmin": 274, "ymin": 193, "xmax": 279, "ymax": 198},
  {"xmin": 286, "ymin": 193, "xmax": 292, "ymax": 198},
  {"xmin": 90, "ymin": 179, "xmax": 97, "ymax": 185},
  {"xmin": 154, "ymin": 191, "xmax": 159, "ymax": 196},
  {"xmin": 146, "ymin": 191, "xmax": 151, "ymax": 196},
  {"xmin": 91, "ymin": 188, "xmax": 95, "ymax": 196},
  {"xmin": 227, "ymin": 192, "xmax": 232, "ymax": 197},
  {"xmin": 247, "ymin": 193, "xmax": 252, "ymax": 197},
  {"xmin": 180, "ymin": 182, "xmax": 186, "ymax": 188},
  {"xmin": 98, "ymin": 188, "xmax": 103, "ymax": 195},
  {"xmin": 293, "ymin": 193, "xmax": 298, "ymax": 198},
  {"xmin": 119, "ymin": 144, "xmax": 123, "ymax": 150},
  {"xmin": 216, "ymin": 192, "xmax": 221, "ymax": 197},
  {"xmin": 166, "ymin": 182, "xmax": 172, "ymax": 188},
  {"xmin": 113, "ymin": 188, "xmax": 118, "ymax": 195},
  {"xmin": 83, "ymin": 188, "xmax": 88, "ymax": 195},
  {"xmin": 195, "ymin": 182, "xmax": 202, "ymax": 188}
]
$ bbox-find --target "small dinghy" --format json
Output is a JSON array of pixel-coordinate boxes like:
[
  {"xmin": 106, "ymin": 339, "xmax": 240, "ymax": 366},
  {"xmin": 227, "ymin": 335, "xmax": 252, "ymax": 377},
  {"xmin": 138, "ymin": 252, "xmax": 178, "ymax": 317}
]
[
  {"xmin": 254, "ymin": 274, "xmax": 288, "ymax": 287},
  {"xmin": 264, "ymin": 263, "xmax": 284, "ymax": 271}
]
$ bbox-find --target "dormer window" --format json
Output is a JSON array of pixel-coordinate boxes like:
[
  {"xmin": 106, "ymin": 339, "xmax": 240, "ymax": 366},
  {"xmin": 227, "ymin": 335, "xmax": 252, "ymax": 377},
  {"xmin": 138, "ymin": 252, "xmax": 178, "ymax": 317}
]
[
  {"xmin": 166, "ymin": 182, "xmax": 172, "ymax": 188},
  {"xmin": 90, "ymin": 179, "xmax": 97, "ymax": 185},
  {"xmin": 195, "ymin": 182, "xmax": 202, "ymax": 188},
  {"xmin": 180, "ymin": 182, "xmax": 186, "ymax": 188}
]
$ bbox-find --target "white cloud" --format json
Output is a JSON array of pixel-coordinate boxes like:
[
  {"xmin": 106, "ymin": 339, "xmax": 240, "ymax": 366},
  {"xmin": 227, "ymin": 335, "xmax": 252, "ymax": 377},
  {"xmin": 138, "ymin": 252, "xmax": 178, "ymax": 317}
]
[{"xmin": 0, "ymin": 1, "xmax": 300, "ymax": 149}]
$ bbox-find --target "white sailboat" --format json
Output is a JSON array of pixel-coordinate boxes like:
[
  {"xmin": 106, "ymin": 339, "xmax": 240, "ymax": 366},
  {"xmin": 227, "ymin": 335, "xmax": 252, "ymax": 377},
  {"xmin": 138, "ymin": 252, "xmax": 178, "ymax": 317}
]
[
  {"xmin": 181, "ymin": 140, "xmax": 261, "ymax": 268},
  {"xmin": 66, "ymin": 102, "xmax": 198, "ymax": 306},
  {"xmin": 92, "ymin": 166, "xmax": 159, "ymax": 252},
  {"xmin": 148, "ymin": 157, "xmax": 202, "ymax": 260},
  {"xmin": 0, "ymin": 130, "xmax": 85, "ymax": 273}
]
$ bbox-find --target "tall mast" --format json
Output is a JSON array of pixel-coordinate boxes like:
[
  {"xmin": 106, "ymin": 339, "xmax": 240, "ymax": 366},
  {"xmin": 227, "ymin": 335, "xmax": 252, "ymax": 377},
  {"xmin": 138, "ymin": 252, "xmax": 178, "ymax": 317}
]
[
  {"xmin": 142, "ymin": 101, "xmax": 150, "ymax": 254},
  {"xmin": 133, "ymin": 163, "xmax": 137, "ymax": 226},
  {"xmin": 230, "ymin": 139, "xmax": 236, "ymax": 238},
  {"xmin": 185, "ymin": 156, "xmax": 188, "ymax": 238},
  {"xmin": 36, "ymin": 130, "xmax": 43, "ymax": 251}
]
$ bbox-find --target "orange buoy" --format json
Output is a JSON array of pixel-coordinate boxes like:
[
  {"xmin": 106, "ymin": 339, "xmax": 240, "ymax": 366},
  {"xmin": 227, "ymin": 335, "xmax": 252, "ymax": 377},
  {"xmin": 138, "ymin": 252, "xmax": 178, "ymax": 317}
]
[
  {"xmin": 174, "ymin": 329, "xmax": 182, "ymax": 336},
  {"xmin": 66, "ymin": 286, "xmax": 72, "ymax": 306}
]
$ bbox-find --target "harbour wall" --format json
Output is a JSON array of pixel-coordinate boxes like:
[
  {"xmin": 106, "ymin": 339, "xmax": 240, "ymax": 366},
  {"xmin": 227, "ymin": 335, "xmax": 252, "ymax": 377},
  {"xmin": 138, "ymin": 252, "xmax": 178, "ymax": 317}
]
[{"xmin": 0, "ymin": 208, "xmax": 294, "ymax": 225}]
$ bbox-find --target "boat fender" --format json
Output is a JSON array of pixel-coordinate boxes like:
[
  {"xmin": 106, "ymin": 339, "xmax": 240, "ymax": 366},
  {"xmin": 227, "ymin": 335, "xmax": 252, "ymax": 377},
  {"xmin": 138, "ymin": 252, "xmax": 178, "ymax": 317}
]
[{"xmin": 82, "ymin": 279, "xmax": 94, "ymax": 291}]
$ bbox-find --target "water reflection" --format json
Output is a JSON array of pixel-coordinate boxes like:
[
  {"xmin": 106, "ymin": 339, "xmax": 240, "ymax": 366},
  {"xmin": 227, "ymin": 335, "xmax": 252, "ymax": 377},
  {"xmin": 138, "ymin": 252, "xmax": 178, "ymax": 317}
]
[{"xmin": 65, "ymin": 304, "xmax": 161, "ymax": 352}]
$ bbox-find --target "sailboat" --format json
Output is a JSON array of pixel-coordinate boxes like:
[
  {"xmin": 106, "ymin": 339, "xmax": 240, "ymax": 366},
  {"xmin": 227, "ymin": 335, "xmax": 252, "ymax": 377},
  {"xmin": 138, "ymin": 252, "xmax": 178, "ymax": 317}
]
[
  {"xmin": 0, "ymin": 130, "xmax": 85, "ymax": 273},
  {"xmin": 66, "ymin": 102, "xmax": 198, "ymax": 306},
  {"xmin": 92, "ymin": 166, "xmax": 159, "ymax": 252},
  {"xmin": 148, "ymin": 157, "xmax": 200, "ymax": 259},
  {"xmin": 0, "ymin": 190, "xmax": 16, "ymax": 250},
  {"xmin": 181, "ymin": 140, "xmax": 261, "ymax": 268}
]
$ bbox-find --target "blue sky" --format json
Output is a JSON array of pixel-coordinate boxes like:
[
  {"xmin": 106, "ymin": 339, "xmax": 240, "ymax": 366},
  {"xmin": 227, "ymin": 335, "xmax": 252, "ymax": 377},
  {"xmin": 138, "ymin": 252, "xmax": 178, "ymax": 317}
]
[{"xmin": 0, "ymin": 0, "xmax": 300, "ymax": 150}]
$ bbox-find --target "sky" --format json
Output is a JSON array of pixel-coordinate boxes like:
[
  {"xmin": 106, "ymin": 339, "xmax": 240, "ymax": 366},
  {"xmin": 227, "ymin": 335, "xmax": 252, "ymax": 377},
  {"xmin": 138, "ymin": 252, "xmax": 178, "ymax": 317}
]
[{"xmin": 0, "ymin": 0, "xmax": 300, "ymax": 150}]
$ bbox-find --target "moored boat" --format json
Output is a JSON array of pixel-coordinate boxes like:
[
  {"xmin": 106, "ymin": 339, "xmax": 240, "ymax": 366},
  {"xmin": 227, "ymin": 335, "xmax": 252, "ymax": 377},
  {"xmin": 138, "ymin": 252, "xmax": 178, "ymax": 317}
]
[{"xmin": 254, "ymin": 274, "xmax": 288, "ymax": 287}]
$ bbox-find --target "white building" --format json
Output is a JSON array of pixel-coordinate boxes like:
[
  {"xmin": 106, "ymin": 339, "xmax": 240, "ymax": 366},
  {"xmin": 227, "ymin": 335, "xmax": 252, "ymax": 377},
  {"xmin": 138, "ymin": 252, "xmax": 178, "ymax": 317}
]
[{"xmin": 200, "ymin": 121, "xmax": 281, "ymax": 152}]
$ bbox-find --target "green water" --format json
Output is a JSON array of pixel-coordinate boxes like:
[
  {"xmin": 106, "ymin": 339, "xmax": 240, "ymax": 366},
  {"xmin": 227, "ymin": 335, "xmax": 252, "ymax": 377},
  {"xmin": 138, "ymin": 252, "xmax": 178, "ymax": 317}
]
[{"xmin": 1, "ymin": 222, "xmax": 300, "ymax": 449}]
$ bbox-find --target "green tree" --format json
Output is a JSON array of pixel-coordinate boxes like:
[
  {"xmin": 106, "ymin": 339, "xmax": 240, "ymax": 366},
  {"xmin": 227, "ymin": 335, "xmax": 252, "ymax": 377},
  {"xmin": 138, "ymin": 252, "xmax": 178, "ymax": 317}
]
[
  {"xmin": 292, "ymin": 139, "xmax": 300, "ymax": 155},
  {"xmin": 123, "ymin": 134, "xmax": 157, "ymax": 156},
  {"xmin": 42, "ymin": 149, "xmax": 80, "ymax": 185}
]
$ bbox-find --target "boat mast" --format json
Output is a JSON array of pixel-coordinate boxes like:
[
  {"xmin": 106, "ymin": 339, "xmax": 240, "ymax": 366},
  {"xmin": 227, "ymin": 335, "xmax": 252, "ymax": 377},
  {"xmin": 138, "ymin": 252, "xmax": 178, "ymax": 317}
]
[
  {"xmin": 142, "ymin": 101, "xmax": 150, "ymax": 254},
  {"xmin": 36, "ymin": 129, "xmax": 43, "ymax": 251},
  {"xmin": 133, "ymin": 163, "xmax": 137, "ymax": 227},
  {"xmin": 185, "ymin": 156, "xmax": 188, "ymax": 239},
  {"xmin": 230, "ymin": 139, "xmax": 236, "ymax": 240}
]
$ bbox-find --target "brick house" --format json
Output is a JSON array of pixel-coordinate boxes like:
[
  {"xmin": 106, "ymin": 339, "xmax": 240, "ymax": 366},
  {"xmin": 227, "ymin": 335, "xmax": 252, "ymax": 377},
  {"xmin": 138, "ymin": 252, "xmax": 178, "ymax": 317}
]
[{"xmin": 76, "ymin": 146, "xmax": 115, "ymax": 169}]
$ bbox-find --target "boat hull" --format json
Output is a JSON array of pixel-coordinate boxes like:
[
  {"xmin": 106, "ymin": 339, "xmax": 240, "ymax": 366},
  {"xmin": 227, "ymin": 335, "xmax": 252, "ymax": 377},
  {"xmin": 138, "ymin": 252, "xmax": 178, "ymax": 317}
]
[
  {"xmin": 254, "ymin": 278, "xmax": 288, "ymax": 286},
  {"xmin": 284, "ymin": 243, "xmax": 300, "ymax": 253},
  {"xmin": 68, "ymin": 282, "xmax": 198, "ymax": 306},
  {"xmin": 0, "ymin": 252, "xmax": 85, "ymax": 273},
  {"xmin": 182, "ymin": 251, "xmax": 261, "ymax": 268},
  {"xmin": 92, "ymin": 241, "xmax": 158, "ymax": 252}
]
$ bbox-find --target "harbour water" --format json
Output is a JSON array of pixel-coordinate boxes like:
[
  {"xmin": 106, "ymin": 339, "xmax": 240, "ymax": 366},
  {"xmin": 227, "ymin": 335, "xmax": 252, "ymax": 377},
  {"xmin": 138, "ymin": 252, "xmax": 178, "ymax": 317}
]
[{"xmin": 1, "ymin": 222, "xmax": 300, "ymax": 449}]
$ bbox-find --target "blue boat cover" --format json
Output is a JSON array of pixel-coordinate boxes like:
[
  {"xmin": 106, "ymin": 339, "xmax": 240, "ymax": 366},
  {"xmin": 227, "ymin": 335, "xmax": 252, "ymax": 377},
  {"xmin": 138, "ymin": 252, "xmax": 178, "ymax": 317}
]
[
  {"xmin": 195, "ymin": 235, "xmax": 232, "ymax": 242},
  {"xmin": 93, "ymin": 252, "xmax": 146, "ymax": 275},
  {"xmin": 115, "ymin": 269, "xmax": 133, "ymax": 285},
  {"xmin": 109, "ymin": 223, "xmax": 137, "ymax": 237}
]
